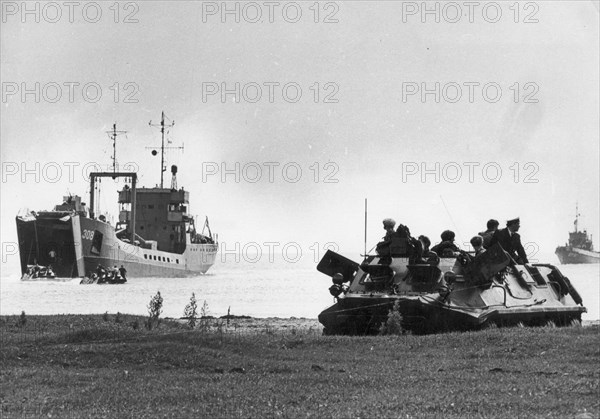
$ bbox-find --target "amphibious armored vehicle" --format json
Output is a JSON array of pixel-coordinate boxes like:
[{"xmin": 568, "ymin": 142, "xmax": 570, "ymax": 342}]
[{"xmin": 318, "ymin": 243, "xmax": 586, "ymax": 335}]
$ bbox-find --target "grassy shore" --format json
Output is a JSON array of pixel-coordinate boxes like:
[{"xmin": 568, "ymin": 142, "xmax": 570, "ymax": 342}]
[{"xmin": 1, "ymin": 314, "xmax": 598, "ymax": 418}]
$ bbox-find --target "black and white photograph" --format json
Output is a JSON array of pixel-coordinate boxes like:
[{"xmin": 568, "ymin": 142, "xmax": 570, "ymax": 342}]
[{"xmin": 1, "ymin": 1, "xmax": 598, "ymax": 417}]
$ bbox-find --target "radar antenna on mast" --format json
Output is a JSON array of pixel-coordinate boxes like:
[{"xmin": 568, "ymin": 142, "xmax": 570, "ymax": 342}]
[
  {"xmin": 148, "ymin": 111, "xmax": 183, "ymax": 188},
  {"xmin": 106, "ymin": 123, "xmax": 127, "ymax": 173}
]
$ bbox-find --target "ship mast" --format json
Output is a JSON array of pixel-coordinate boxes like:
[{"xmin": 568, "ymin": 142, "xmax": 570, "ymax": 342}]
[
  {"xmin": 149, "ymin": 111, "xmax": 176, "ymax": 188},
  {"xmin": 106, "ymin": 123, "xmax": 127, "ymax": 173},
  {"xmin": 574, "ymin": 202, "xmax": 580, "ymax": 233}
]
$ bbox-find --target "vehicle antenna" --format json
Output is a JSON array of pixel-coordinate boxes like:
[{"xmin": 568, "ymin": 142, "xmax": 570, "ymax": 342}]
[
  {"xmin": 106, "ymin": 123, "xmax": 127, "ymax": 173},
  {"xmin": 439, "ymin": 195, "xmax": 464, "ymax": 246},
  {"xmin": 364, "ymin": 198, "xmax": 367, "ymax": 259}
]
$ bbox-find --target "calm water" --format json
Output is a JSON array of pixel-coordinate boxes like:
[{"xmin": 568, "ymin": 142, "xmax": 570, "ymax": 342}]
[{"xmin": 1, "ymin": 257, "xmax": 599, "ymax": 321}]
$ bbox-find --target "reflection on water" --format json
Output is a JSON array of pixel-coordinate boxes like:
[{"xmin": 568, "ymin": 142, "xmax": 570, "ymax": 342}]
[{"xmin": 1, "ymin": 258, "xmax": 598, "ymax": 321}]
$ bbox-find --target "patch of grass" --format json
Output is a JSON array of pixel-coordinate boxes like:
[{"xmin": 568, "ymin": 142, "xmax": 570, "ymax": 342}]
[{"xmin": 0, "ymin": 315, "xmax": 598, "ymax": 418}]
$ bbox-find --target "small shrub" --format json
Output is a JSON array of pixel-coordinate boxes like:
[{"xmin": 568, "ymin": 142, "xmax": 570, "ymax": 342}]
[
  {"xmin": 147, "ymin": 291, "xmax": 163, "ymax": 330},
  {"xmin": 131, "ymin": 319, "xmax": 140, "ymax": 330},
  {"xmin": 115, "ymin": 312, "xmax": 123, "ymax": 324},
  {"xmin": 379, "ymin": 301, "xmax": 404, "ymax": 335},
  {"xmin": 199, "ymin": 300, "xmax": 210, "ymax": 332},
  {"xmin": 102, "ymin": 311, "xmax": 109, "ymax": 322},
  {"xmin": 183, "ymin": 293, "xmax": 198, "ymax": 329},
  {"xmin": 16, "ymin": 311, "xmax": 27, "ymax": 328}
]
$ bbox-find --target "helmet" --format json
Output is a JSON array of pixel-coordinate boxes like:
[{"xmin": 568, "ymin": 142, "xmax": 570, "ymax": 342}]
[{"xmin": 382, "ymin": 218, "xmax": 396, "ymax": 228}]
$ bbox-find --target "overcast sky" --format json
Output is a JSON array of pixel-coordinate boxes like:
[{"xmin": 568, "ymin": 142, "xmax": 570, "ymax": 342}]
[{"xmin": 1, "ymin": 1, "xmax": 598, "ymax": 269}]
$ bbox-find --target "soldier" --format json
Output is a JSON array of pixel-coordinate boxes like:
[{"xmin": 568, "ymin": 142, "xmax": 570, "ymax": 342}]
[
  {"xmin": 470, "ymin": 235, "xmax": 486, "ymax": 256},
  {"xmin": 419, "ymin": 235, "xmax": 440, "ymax": 266},
  {"xmin": 119, "ymin": 265, "xmax": 128, "ymax": 281},
  {"xmin": 479, "ymin": 219, "xmax": 499, "ymax": 248},
  {"xmin": 431, "ymin": 230, "xmax": 460, "ymax": 257},
  {"xmin": 375, "ymin": 218, "xmax": 397, "ymax": 255},
  {"xmin": 382, "ymin": 218, "xmax": 396, "ymax": 239},
  {"xmin": 489, "ymin": 218, "xmax": 528, "ymax": 264}
]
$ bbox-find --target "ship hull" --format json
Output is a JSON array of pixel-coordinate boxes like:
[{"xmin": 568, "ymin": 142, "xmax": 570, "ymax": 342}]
[
  {"xmin": 555, "ymin": 246, "xmax": 600, "ymax": 264},
  {"xmin": 16, "ymin": 214, "xmax": 217, "ymax": 278}
]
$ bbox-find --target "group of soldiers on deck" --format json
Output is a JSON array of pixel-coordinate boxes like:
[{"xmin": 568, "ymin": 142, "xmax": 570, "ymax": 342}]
[{"xmin": 376, "ymin": 217, "xmax": 528, "ymax": 265}]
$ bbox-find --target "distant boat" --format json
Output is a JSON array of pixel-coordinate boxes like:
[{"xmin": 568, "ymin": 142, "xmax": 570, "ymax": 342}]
[{"xmin": 555, "ymin": 205, "xmax": 599, "ymax": 264}]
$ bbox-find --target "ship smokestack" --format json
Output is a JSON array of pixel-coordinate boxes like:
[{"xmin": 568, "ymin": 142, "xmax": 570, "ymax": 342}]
[{"xmin": 171, "ymin": 165, "xmax": 178, "ymax": 190}]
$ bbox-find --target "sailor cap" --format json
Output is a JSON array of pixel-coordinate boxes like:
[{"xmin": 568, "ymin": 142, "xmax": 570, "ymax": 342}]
[{"xmin": 506, "ymin": 217, "xmax": 520, "ymax": 226}]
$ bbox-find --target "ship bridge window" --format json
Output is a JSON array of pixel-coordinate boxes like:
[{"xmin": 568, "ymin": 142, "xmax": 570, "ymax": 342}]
[{"xmin": 169, "ymin": 204, "xmax": 187, "ymax": 212}]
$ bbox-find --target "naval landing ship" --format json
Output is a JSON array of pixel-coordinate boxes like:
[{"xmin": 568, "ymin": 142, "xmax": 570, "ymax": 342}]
[{"xmin": 16, "ymin": 113, "xmax": 218, "ymax": 279}]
